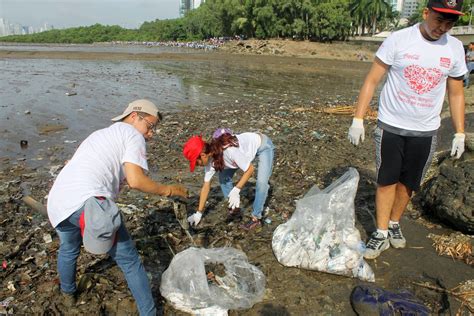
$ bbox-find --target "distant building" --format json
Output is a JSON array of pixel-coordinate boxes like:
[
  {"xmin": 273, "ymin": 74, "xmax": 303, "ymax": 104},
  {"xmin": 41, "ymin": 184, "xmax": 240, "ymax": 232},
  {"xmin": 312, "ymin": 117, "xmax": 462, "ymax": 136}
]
[
  {"xmin": 388, "ymin": 0, "xmax": 404, "ymax": 12},
  {"xmin": 196, "ymin": 0, "xmax": 205, "ymax": 8},
  {"xmin": 401, "ymin": 0, "xmax": 422, "ymax": 18},
  {"xmin": 0, "ymin": 18, "xmax": 53, "ymax": 36},
  {"xmin": 179, "ymin": 0, "xmax": 205, "ymax": 17}
]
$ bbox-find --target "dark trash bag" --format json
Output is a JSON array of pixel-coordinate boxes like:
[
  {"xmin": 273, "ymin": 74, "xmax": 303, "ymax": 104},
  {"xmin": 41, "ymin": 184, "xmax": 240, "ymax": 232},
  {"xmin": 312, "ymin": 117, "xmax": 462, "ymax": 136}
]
[{"xmin": 350, "ymin": 285, "xmax": 429, "ymax": 316}]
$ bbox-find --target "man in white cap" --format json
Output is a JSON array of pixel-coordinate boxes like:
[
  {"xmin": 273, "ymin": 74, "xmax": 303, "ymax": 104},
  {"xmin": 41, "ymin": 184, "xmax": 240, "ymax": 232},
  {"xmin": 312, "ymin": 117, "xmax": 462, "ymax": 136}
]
[
  {"xmin": 348, "ymin": 0, "xmax": 467, "ymax": 259},
  {"xmin": 47, "ymin": 99, "xmax": 187, "ymax": 315}
]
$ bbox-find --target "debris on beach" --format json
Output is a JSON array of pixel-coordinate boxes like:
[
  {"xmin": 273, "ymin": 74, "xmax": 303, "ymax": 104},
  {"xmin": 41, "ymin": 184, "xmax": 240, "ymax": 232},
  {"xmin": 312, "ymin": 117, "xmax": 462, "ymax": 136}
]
[
  {"xmin": 160, "ymin": 247, "xmax": 265, "ymax": 314},
  {"xmin": 290, "ymin": 105, "xmax": 378, "ymax": 120},
  {"xmin": 1, "ymin": 79, "xmax": 472, "ymax": 314},
  {"xmin": 427, "ymin": 232, "xmax": 473, "ymax": 265},
  {"xmin": 413, "ymin": 279, "xmax": 474, "ymax": 314},
  {"xmin": 37, "ymin": 124, "xmax": 68, "ymax": 135},
  {"xmin": 322, "ymin": 105, "xmax": 378, "ymax": 120}
]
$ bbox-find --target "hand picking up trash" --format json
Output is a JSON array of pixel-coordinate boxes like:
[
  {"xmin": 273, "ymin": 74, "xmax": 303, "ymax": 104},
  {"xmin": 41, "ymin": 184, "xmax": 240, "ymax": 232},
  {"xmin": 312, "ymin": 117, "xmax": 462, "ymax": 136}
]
[
  {"xmin": 46, "ymin": 100, "xmax": 188, "ymax": 315},
  {"xmin": 183, "ymin": 127, "xmax": 275, "ymax": 231},
  {"xmin": 272, "ymin": 168, "xmax": 375, "ymax": 282}
]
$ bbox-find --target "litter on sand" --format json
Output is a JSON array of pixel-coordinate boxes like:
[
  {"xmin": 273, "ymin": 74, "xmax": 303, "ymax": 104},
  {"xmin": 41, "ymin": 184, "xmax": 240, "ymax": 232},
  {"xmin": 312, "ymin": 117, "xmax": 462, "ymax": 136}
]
[{"xmin": 427, "ymin": 232, "xmax": 473, "ymax": 265}]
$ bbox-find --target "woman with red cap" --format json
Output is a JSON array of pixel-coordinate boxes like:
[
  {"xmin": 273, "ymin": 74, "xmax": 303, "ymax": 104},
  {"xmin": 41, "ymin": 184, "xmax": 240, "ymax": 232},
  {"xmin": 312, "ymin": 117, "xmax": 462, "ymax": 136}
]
[{"xmin": 183, "ymin": 128, "xmax": 275, "ymax": 230}]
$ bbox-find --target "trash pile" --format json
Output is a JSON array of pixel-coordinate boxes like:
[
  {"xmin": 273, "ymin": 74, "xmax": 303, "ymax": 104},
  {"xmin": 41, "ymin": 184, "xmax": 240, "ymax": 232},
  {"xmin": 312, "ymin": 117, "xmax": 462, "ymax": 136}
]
[
  {"xmin": 456, "ymin": 280, "xmax": 474, "ymax": 313},
  {"xmin": 272, "ymin": 168, "xmax": 374, "ymax": 282},
  {"xmin": 427, "ymin": 232, "xmax": 473, "ymax": 266},
  {"xmin": 160, "ymin": 247, "xmax": 266, "ymax": 315}
]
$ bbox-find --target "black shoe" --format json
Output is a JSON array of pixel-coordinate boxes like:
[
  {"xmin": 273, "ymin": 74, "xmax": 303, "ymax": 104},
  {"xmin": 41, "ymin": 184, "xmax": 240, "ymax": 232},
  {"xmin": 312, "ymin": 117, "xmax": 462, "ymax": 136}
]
[{"xmin": 226, "ymin": 207, "xmax": 242, "ymax": 223}]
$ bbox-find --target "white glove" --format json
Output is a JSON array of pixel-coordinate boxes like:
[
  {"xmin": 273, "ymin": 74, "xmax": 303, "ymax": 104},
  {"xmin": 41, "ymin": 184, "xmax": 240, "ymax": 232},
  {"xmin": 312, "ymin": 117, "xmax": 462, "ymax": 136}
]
[
  {"xmin": 348, "ymin": 118, "xmax": 365, "ymax": 146},
  {"xmin": 450, "ymin": 133, "xmax": 465, "ymax": 159},
  {"xmin": 187, "ymin": 212, "xmax": 202, "ymax": 226},
  {"xmin": 228, "ymin": 187, "xmax": 240, "ymax": 209}
]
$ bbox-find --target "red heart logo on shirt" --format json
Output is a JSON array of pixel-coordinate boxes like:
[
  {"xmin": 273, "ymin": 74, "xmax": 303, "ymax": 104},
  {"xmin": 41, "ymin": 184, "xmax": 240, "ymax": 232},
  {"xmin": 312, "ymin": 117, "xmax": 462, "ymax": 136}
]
[{"xmin": 403, "ymin": 65, "xmax": 443, "ymax": 95}]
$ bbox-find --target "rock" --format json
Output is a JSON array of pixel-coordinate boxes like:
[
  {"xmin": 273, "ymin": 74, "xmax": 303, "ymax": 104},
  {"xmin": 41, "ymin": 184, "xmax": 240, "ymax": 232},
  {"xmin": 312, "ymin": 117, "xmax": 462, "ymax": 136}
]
[{"xmin": 420, "ymin": 152, "xmax": 474, "ymax": 233}]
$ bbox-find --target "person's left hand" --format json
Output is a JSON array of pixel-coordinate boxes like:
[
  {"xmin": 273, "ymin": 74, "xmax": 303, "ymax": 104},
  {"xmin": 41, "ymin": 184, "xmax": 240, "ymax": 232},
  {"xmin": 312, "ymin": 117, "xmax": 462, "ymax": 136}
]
[
  {"xmin": 228, "ymin": 187, "xmax": 240, "ymax": 209},
  {"xmin": 450, "ymin": 133, "xmax": 465, "ymax": 159}
]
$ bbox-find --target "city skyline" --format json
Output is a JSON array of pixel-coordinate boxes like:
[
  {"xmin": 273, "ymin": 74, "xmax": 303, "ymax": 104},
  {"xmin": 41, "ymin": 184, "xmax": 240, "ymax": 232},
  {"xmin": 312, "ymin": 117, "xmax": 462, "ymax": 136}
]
[{"xmin": 0, "ymin": 0, "xmax": 180, "ymax": 29}]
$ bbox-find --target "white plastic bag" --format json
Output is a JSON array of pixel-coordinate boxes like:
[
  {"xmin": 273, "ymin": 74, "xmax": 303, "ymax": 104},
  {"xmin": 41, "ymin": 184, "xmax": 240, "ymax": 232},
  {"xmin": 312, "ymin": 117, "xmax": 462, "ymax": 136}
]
[
  {"xmin": 160, "ymin": 247, "xmax": 266, "ymax": 315},
  {"xmin": 272, "ymin": 168, "xmax": 374, "ymax": 282}
]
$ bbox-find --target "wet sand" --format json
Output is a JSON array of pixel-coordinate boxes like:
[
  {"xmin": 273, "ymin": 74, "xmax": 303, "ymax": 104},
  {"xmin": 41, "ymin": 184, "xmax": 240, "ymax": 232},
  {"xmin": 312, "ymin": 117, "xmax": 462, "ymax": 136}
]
[{"xmin": 0, "ymin": 45, "xmax": 473, "ymax": 315}]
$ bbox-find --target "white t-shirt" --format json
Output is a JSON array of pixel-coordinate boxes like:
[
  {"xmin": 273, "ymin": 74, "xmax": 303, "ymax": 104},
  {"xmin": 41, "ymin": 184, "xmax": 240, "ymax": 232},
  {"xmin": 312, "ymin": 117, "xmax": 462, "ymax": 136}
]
[
  {"xmin": 204, "ymin": 132, "xmax": 261, "ymax": 182},
  {"xmin": 376, "ymin": 24, "xmax": 467, "ymax": 131},
  {"xmin": 47, "ymin": 122, "xmax": 148, "ymax": 227}
]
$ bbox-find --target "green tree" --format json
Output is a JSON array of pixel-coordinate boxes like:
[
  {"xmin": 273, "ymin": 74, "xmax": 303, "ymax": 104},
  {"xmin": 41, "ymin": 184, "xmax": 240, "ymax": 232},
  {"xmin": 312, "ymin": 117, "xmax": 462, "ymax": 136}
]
[
  {"xmin": 310, "ymin": 0, "xmax": 351, "ymax": 41},
  {"xmin": 350, "ymin": 0, "xmax": 370, "ymax": 36},
  {"xmin": 365, "ymin": 0, "xmax": 391, "ymax": 35},
  {"xmin": 253, "ymin": 0, "xmax": 278, "ymax": 38}
]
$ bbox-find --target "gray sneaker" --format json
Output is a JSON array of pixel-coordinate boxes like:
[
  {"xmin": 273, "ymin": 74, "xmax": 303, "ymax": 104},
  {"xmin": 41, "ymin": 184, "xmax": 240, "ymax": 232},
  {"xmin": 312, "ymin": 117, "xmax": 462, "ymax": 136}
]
[
  {"xmin": 364, "ymin": 231, "xmax": 389, "ymax": 259},
  {"xmin": 388, "ymin": 224, "xmax": 406, "ymax": 249}
]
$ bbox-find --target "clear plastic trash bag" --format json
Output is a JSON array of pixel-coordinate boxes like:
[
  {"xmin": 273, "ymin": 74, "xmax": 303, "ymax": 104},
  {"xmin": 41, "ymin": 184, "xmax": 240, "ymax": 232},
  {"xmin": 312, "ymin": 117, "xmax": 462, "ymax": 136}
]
[
  {"xmin": 160, "ymin": 247, "xmax": 266, "ymax": 315},
  {"xmin": 272, "ymin": 168, "xmax": 374, "ymax": 282}
]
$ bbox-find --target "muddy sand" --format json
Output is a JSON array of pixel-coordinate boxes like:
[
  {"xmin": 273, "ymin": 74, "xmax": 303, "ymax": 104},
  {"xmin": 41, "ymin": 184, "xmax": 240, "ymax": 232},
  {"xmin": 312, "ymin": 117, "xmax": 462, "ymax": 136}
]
[{"xmin": 0, "ymin": 45, "xmax": 473, "ymax": 315}]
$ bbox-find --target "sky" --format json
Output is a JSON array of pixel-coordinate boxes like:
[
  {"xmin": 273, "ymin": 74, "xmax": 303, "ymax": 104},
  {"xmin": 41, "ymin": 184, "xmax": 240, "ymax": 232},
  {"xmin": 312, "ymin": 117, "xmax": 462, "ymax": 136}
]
[{"xmin": 0, "ymin": 0, "xmax": 180, "ymax": 29}]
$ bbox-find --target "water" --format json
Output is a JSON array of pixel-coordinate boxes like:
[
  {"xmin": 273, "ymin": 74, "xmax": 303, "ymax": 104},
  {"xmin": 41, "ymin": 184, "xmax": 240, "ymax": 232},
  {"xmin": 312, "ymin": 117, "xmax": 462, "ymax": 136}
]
[{"xmin": 0, "ymin": 45, "xmax": 371, "ymax": 166}]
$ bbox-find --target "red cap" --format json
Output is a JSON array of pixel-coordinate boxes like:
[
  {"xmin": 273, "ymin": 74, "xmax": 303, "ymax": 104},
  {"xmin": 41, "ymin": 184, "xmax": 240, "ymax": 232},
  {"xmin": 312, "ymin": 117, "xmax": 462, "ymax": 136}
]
[
  {"xmin": 183, "ymin": 136, "xmax": 205, "ymax": 172},
  {"xmin": 428, "ymin": 0, "xmax": 464, "ymax": 15}
]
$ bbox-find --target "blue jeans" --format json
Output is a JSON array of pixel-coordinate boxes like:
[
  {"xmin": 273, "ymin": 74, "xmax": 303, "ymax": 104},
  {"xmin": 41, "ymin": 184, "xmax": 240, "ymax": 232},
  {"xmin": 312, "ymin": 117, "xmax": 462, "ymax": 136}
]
[
  {"xmin": 55, "ymin": 197, "xmax": 156, "ymax": 316},
  {"xmin": 219, "ymin": 134, "xmax": 275, "ymax": 219},
  {"xmin": 464, "ymin": 62, "xmax": 473, "ymax": 86}
]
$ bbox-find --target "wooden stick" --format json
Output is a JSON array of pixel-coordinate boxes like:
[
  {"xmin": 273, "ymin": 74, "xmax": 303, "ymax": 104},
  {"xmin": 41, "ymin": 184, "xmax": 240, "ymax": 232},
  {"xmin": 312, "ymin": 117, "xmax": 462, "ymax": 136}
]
[
  {"xmin": 412, "ymin": 281, "xmax": 458, "ymax": 295},
  {"xmin": 22, "ymin": 195, "xmax": 47, "ymax": 216}
]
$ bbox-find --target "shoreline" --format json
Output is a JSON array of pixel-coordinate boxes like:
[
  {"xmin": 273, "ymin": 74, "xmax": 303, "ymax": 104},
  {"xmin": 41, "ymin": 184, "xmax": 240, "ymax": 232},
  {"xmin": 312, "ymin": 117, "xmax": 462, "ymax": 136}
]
[{"xmin": 0, "ymin": 39, "xmax": 378, "ymax": 62}]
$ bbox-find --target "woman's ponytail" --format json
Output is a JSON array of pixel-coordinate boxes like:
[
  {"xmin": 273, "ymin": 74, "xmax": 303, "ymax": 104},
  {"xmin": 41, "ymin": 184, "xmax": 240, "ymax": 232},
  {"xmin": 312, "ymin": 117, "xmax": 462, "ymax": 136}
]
[{"xmin": 210, "ymin": 133, "xmax": 238, "ymax": 171}]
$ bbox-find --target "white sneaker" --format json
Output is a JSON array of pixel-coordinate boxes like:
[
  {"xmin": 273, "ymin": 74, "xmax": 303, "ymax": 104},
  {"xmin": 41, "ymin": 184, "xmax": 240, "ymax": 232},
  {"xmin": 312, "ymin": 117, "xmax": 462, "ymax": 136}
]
[
  {"xmin": 364, "ymin": 231, "xmax": 389, "ymax": 259},
  {"xmin": 388, "ymin": 224, "xmax": 406, "ymax": 249}
]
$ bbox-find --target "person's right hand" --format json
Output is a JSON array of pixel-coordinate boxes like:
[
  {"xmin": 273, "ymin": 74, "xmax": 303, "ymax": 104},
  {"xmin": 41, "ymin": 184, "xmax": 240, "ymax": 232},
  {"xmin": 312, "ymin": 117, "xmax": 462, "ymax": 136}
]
[
  {"xmin": 168, "ymin": 184, "xmax": 188, "ymax": 198},
  {"xmin": 348, "ymin": 118, "xmax": 365, "ymax": 146},
  {"xmin": 187, "ymin": 212, "xmax": 202, "ymax": 226}
]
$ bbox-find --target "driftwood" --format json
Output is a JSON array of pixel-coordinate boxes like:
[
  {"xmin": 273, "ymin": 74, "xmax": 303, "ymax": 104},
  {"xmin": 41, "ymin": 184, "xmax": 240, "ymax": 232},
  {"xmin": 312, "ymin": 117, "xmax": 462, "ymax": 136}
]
[
  {"xmin": 413, "ymin": 281, "xmax": 474, "ymax": 314},
  {"xmin": 427, "ymin": 233, "xmax": 473, "ymax": 266},
  {"xmin": 291, "ymin": 105, "xmax": 378, "ymax": 120},
  {"xmin": 22, "ymin": 195, "xmax": 48, "ymax": 216},
  {"xmin": 323, "ymin": 106, "xmax": 378, "ymax": 120}
]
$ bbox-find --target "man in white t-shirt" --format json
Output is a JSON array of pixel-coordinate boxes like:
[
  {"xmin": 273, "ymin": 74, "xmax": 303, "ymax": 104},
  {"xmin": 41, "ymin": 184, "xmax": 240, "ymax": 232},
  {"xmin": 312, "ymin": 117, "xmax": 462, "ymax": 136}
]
[
  {"xmin": 348, "ymin": 0, "xmax": 467, "ymax": 259},
  {"xmin": 47, "ymin": 99, "xmax": 187, "ymax": 315}
]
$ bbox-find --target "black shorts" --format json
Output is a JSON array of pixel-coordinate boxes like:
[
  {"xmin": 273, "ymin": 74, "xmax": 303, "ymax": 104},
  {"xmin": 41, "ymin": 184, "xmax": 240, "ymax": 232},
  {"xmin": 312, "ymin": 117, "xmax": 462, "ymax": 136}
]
[{"xmin": 374, "ymin": 127, "xmax": 437, "ymax": 191}]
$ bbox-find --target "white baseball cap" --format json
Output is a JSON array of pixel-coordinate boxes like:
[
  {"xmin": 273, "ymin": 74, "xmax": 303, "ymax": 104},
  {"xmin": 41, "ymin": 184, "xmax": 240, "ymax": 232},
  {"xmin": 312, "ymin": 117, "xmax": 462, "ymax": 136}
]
[{"xmin": 111, "ymin": 99, "xmax": 160, "ymax": 121}]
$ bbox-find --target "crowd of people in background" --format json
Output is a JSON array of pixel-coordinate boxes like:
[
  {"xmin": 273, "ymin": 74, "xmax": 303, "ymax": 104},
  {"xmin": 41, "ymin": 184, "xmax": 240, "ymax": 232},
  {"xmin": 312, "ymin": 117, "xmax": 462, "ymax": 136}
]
[{"xmin": 110, "ymin": 36, "xmax": 243, "ymax": 51}]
